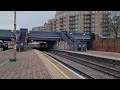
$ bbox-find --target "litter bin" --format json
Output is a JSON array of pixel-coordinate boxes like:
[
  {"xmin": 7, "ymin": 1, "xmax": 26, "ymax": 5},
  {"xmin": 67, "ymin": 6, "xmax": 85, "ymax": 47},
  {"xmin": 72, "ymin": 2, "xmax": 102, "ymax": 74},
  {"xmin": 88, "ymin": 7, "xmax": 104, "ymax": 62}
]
[
  {"xmin": 82, "ymin": 45, "xmax": 87, "ymax": 51},
  {"xmin": 21, "ymin": 43, "xmax": 25, "ymax": 51},
  {"xmin": 16, "ymin": 43, "xmax": 25, "ymax": 52}
]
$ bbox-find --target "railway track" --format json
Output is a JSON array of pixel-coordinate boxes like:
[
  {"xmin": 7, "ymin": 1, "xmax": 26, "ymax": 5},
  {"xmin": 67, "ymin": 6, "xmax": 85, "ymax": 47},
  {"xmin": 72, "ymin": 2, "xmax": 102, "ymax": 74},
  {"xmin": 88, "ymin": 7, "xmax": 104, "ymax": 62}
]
[
  {"xmin": 44, "ymin": 52, "xmax": 94, "ymax": 79},
  {"xmin": 44, "ymin": 50, "xmax": 120, "ymax": 79}
]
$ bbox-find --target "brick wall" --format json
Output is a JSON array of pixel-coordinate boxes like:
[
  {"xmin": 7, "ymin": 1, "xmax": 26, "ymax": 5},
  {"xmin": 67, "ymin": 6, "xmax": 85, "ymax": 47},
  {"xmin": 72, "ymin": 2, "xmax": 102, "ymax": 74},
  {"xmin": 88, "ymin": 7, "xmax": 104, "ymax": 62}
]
[{"xmin": 92, "ymin": 35, "xmax": 120, "ymax": 53}]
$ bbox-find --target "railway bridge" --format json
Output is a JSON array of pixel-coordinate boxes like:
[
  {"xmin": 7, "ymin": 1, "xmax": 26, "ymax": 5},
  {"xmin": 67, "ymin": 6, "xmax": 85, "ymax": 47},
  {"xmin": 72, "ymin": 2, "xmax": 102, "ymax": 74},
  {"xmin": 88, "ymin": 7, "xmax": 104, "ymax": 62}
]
[{"xmin": 0, "ymin": 28, "xmax": 95, "ymax": 51}]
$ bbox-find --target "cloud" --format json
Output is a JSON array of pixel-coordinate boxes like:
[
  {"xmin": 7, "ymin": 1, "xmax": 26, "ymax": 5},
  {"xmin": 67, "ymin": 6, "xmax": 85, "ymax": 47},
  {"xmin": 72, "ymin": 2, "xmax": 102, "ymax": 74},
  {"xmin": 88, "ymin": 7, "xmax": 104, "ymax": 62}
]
[{"xmin": 0, "ymin": 11, "xmax": 56, "ymax": 30}]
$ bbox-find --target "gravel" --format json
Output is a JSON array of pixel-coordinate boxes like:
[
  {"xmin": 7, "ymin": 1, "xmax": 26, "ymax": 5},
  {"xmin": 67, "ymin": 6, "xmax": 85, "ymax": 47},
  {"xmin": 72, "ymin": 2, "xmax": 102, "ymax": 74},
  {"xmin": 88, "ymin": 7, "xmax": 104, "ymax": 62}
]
[{"xmin": 45, "ymin": 52, "xmax": 118, "ymax": 79}]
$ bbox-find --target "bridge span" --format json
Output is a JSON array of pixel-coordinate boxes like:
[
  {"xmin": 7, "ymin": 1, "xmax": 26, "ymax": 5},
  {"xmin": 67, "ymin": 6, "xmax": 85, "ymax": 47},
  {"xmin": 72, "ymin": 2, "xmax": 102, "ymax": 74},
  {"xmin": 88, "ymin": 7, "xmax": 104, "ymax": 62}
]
[{"xmin": 0, "ymin": 29, "xmax": 94, "ymax": 51}]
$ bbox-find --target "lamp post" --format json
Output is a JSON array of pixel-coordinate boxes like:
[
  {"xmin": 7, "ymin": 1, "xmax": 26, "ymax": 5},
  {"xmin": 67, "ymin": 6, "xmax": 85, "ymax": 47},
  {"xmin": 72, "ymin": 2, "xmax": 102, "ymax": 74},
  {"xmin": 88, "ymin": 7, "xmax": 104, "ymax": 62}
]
[
  {"xmin": 14, "ymin": 11, "xmax": 16, "ymax": 59},
  {"xmin": 70, "ymin": 32, "xmax": 74, "ymax": 50}
]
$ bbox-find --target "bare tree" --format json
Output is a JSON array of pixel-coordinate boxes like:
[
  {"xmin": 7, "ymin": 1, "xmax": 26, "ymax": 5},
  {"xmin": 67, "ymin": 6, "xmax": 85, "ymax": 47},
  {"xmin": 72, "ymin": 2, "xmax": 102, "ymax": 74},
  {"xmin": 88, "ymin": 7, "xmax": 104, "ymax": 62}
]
[{"xmin": 108, "ymin": 11, "xmax": 120, "ymax": 38}]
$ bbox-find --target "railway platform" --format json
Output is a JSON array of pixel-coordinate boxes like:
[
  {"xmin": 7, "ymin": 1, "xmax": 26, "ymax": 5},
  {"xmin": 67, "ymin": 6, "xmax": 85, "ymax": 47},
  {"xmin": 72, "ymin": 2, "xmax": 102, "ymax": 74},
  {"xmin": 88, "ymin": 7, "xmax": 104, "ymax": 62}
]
[
  {"xmin": 0, "ymin": 49, "xmax": 81, "ymax": 79},
  {"xmin": 55, "ymin": 49, "xmax": 120, "ymax": 61}
]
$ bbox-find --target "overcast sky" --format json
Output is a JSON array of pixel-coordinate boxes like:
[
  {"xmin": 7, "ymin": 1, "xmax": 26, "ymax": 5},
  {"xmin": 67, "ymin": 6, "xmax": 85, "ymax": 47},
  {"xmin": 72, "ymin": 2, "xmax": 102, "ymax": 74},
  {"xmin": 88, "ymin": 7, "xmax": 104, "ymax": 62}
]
[{"xmin": 0, "ymin": 11, "xmax": 56, "ymax": 30}]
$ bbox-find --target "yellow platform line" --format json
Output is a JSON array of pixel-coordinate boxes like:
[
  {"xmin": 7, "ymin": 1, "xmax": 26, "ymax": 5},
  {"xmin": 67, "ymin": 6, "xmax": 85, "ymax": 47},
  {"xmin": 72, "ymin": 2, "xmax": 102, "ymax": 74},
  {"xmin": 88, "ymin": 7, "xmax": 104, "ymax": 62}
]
[{"xmin": 33, "ymin": 50, "xmax": 70, "ymax": 79}]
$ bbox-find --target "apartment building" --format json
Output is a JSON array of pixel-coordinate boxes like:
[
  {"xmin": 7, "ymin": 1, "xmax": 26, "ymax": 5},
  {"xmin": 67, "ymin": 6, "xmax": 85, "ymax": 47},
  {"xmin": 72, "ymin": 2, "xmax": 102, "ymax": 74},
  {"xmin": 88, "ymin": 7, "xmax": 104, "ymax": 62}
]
[
  {"xmin": 32, "ymin": 11, "xmax": 110, "ymax": 36},
  {"xmin": 52, "ymin": 18, "xmax": 58, "ymax": 32},
  {"xmin": 54, "ymin": 11, "xmax": 110, "ymax": 36},
  {"xmin": 32, "ymin": 19, "xmax": 53, "ymax": 32},
  {"xmin": 32, "ymin": 25, "xmax": 45, "ymax": 31},
  {"xmin": 47, "ymin": 19, "xmax": 53, "ymax": 31}
]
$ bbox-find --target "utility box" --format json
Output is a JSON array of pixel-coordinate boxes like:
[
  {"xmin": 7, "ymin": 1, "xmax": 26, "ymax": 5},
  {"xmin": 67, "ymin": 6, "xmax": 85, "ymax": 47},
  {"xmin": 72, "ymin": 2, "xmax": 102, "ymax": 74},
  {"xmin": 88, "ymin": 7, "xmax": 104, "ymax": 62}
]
[
  {"xmin": 16, "ymin": 42, "xmax": 26, "ymax": 52},
  {"xmin": 78, "ymin": 42, "xmax": 87, "ymax": 51}
]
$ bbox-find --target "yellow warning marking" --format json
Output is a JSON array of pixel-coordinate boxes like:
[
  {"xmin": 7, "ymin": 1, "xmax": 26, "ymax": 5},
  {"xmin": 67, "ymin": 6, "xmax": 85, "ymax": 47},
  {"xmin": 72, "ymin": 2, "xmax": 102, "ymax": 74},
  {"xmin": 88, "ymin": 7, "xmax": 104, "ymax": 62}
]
[
  {"xmin": 34, "ymin": 50, "xmax": 70, "ymax": 79},
  {"xmin": 42, "ymin": 54, "xmax": 70, "ymax": 79}
]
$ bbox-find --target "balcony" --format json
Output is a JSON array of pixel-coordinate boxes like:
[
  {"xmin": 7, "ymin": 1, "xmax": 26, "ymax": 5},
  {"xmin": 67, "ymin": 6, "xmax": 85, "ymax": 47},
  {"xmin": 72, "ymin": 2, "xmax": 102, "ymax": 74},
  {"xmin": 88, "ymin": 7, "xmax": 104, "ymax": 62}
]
[
  {"xmin": 69, "ymin": 15, "xmax": 75, "ymax": 17},
  {"xmin": 84, "ymin": 17, "xmax": 91, "ymax": 20},
  {"xmin": 84, "ymin": 21, "xmax": 91, "ymax": 24},
  {"xmin": 103, "ymin": 12, "xmax": 110, "ymax": 15},
  {"xmin": 69, "ymin": 25, "xmax": 75, "ymax": 29},
  {"xmin": 91, "ymin": 19, "xmax": 95, "ymax": 23},
  {"xmin": 60, "ymin": 17, "xmax": 63, "ymax": 20},
  {"xmin": 84, "ymin": 11, "xmax": 92, "ymax": 15},
  {"xmin": 59, "ymin": 23, "xmax": 63, "ymax": 26},
  {"xmin": 69, "ymin": 18, "xmax": 75, "ymax": 21},
  {"xmin": 69, "ymin": 29, "xmax": 75, "ymax": 32},
  {"xmin": 84, "ymin": 25, "xmax": 91, "ymax": 28},
  {"xmin": 60, "ymin": 27, "xmax": 64, "ymax": 30},
  {"xmin": 84, "ymin": 14, "xmax": 92, "ymax": 18},
  {"xmin": 69, "ymin": 22, "xmax": 75, "ymax": 25},
  {"xmin": 91, "ymin": 25, "xmax": 95, "ymax": 28},
  {"xmin": 102, "ymin": 14, "xmax": 109, "ymax": 19},
  {"xmin": 59, "ymin": 21, "xmax": 63, "ymax": 23},
  {"xmin": 84, "ymin": 23, "xmax": 91, "ymax": 27},
  {"xmin": 91, "ymin": 15, "xmax": 95, "ymax": 19},
  {"xmin": 102, "ymin": 26, "xmax": 108, "ymax": 29},
  {"xmin": 60, "ymin": 18, "xmax": 64, "ymax": 22}
]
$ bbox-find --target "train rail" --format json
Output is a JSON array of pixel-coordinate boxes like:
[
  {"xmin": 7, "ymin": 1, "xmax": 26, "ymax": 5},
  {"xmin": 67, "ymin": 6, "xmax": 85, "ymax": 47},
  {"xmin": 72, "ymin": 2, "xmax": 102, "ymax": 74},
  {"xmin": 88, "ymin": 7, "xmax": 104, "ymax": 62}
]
[
  {"xmin": 44, "ymin": 50, "xmax": 120, "ymax": 79},
  {"xmin": 44, "ymin": 52, "xmax": 93, "ymax": 79}
]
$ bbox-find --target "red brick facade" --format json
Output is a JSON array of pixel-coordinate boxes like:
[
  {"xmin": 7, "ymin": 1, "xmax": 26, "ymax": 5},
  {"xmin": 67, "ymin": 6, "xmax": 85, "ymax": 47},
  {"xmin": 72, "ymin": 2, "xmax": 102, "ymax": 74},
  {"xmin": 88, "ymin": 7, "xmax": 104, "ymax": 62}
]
[{"xmin": 92, "ymin": 35, "xmax": 120, "ymax": 53}]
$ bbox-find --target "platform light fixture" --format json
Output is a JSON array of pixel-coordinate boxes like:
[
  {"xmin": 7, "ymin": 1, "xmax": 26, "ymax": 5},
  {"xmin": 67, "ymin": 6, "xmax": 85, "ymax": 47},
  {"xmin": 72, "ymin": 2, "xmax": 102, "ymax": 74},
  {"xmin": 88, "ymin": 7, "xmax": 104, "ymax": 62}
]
[{"xmin": 81, "ymin": 33, "xmax": 85, "ymax": 51}]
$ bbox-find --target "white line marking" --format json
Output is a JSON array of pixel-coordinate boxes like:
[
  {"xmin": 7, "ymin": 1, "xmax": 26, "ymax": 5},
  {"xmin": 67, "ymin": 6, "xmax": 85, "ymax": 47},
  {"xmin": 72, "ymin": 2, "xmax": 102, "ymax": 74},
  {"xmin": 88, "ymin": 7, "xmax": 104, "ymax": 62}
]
[{"xmin": 43, "ymin": 52, "xmax": 86, "ymax": 79}]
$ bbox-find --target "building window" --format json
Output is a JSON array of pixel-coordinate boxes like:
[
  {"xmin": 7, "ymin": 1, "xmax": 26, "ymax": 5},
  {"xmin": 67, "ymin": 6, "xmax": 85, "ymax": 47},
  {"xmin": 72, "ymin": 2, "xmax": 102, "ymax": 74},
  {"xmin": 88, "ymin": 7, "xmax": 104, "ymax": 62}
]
[
  {"xmin": 92, "ymin": 15, "xmax": 95, "ymax": 18},
  {"xmin": 75, "ymin": 28, "xmax": 78, "ymax": 32},
  {"xmin": 76, "ymin": 11, "xmax": 78, "ymax": 15},
  {"xmin": 92, "ymin": 11, "xmax": 95, "ymax": 14},
  {"xmin": 75, "ymin": 16, "xmax": 78, "ymax": 20},
  {"xmin": 85, "ymin": 11, "xmax": 92, "ymax": 14},
  {"xmin": 75, "ymin": 20, "xmax": 78, "ymax": 24},
  {"xmin": 75, "ymin": 24, "xmax": 78, "ymax": 27}
]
